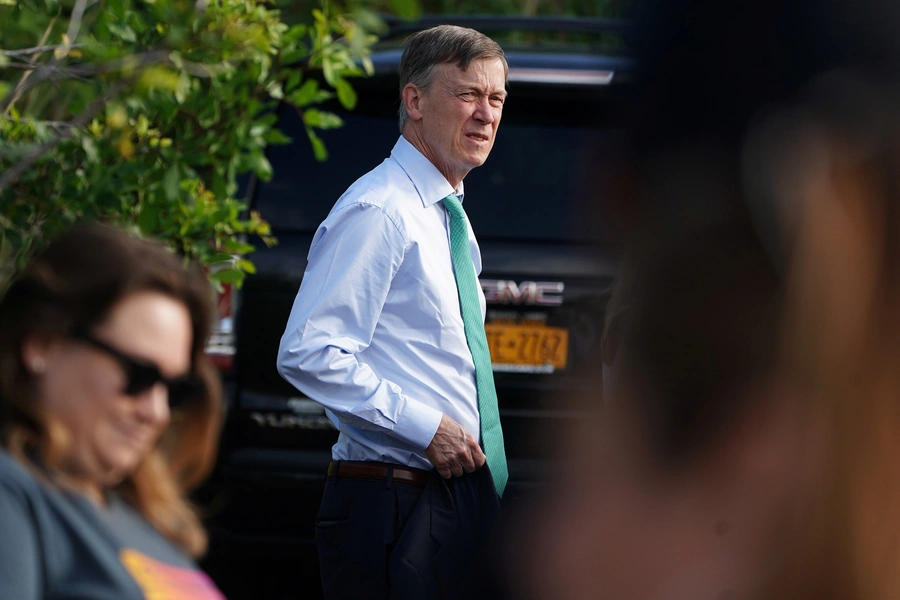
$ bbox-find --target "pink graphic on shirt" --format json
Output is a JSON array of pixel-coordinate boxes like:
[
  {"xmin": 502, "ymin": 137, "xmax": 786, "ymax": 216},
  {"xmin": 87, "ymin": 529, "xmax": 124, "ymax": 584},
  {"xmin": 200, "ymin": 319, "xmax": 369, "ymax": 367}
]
[{"xmin": 120, "ymin": 549, "xmax": 225, "ymax": 599}]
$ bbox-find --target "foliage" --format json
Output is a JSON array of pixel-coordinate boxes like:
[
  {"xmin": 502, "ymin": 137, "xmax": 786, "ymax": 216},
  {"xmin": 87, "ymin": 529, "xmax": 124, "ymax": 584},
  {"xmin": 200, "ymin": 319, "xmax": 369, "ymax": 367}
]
[
  {"xmin": 287, "ymin": 0, "xmax": 626, "ymax": 20},
  {"xmin": 415, "ymin": 0, "xmax": 626, "ymax": 17},
  {"xmin": 0, "ymin": 0, "xmax": 379, "ymax": 287},
  {"xmin": 287, "ymin": 0, "xmax": 631, "ymax": 60}
]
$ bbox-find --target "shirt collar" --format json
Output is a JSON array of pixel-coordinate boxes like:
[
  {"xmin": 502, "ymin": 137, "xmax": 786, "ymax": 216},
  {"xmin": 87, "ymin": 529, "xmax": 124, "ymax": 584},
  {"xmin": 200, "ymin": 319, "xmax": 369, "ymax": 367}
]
[{"xmin": 391, "ymin": 136, "xmax": 465, "ymax": 208}]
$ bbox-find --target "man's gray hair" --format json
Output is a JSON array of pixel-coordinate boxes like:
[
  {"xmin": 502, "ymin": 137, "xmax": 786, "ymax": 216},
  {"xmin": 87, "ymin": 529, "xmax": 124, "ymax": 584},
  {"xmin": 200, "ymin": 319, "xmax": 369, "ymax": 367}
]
[{"xmin": 398, "ymin": 25, "xmax": 508, "ymax": 132}]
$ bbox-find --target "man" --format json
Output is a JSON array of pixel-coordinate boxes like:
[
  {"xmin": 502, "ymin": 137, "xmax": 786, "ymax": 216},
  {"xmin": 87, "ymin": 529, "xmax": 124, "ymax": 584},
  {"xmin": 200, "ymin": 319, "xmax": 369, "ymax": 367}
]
[{"xmin": 277, "ymin": 25, "xmax": 508, "ymax": 599}]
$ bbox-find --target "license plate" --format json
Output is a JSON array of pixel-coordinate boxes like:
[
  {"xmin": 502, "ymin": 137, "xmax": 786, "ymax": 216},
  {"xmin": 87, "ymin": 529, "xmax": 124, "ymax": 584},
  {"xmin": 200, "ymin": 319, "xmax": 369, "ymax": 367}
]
[{"xmin": 485, "ymin": 323, "xmax": 569, "ymax": 373}]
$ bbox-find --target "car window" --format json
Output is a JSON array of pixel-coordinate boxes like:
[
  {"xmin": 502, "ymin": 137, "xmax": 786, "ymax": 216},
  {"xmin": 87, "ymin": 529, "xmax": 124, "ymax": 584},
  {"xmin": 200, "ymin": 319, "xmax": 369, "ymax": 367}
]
[
  {"xmin": 254, "ymin": 107, "xmax": 393, "ymax": 234},
  {"xmin": 255, "ymin": 88, "xmax": 623, "ymax": 244},
  {"xmin": 463, "ymin": 122, "xmax": 620, "ymax": 243}
]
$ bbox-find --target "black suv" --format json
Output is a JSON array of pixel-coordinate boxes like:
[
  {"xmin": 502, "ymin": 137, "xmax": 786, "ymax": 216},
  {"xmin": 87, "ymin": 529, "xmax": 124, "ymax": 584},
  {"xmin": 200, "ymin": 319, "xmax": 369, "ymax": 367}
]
[{"xmin": 201, "ymin": 15, "xmax": 632, "ymax": 596}]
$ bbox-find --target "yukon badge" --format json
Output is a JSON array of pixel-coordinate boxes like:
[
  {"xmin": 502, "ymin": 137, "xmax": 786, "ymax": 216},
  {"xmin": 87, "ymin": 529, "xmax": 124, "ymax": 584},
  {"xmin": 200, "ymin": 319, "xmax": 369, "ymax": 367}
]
[{"xmin": 481, "ymin": 280, "xmax": 565, "ymax": 306}]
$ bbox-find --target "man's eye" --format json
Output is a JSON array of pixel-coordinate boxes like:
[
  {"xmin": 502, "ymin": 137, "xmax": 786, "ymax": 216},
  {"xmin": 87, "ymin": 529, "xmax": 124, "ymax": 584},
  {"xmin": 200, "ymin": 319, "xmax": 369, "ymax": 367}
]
[
  {"xmin": 490, "ymin": 96, "xmax": 504, "ymax": 106},
  {"xmin": 460, "ymin": 92, "xmax": 476, "ymax": 99}
]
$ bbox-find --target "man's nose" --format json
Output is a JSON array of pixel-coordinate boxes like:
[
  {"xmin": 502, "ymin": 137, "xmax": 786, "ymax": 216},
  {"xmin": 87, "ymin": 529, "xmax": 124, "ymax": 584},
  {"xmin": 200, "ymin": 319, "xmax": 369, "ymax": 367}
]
[{"xmin": 473, "ymin": 98, "xmax": 496, "ymax": 124}]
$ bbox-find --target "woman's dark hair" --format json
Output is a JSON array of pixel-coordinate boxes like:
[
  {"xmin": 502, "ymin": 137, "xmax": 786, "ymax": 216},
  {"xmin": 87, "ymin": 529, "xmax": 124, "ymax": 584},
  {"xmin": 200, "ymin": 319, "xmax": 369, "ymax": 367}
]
[
  {"xmin": 612, "ymin": 0, "xmax": 900, "ymax": 466},
  {"xmin": 0, "ymin": 223, "xmax": 223, "ymax": 557},
  {"xmin": 612, "ymin": 217, "xmax": 781, "ymax": 465}
]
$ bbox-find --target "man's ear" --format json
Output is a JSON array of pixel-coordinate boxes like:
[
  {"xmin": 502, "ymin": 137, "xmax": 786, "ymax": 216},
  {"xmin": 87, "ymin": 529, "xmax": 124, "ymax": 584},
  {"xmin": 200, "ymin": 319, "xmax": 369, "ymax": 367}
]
[{"xmin": 401, "ymin": 83, "xmax": 424, "ymax": 122}]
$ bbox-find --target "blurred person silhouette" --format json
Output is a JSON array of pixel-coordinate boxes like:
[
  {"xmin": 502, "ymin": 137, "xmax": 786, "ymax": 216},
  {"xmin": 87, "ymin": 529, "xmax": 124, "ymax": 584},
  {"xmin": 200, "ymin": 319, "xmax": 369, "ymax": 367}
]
[
  {"xmin": 518, "ymin": 0, "xmax": 900, "ymax": 599},
  {"xmin": 0, "ymin": 223, "xmax": 226, "ymax": 599}
]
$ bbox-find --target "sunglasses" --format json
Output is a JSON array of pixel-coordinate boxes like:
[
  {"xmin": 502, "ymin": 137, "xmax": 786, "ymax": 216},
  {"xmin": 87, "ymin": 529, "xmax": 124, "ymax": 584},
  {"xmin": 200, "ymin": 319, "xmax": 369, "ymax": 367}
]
[{"xmin": 73, "ymin": 331, "xmax": 203, "ymax": 409}]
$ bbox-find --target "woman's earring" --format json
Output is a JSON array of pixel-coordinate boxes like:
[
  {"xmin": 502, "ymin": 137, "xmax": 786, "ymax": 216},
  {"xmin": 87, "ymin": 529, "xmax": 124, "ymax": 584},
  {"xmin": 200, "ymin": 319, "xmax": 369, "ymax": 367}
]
[{"xmin": 30, "ymin": 357, "xmax": 46, "ymax": 374}]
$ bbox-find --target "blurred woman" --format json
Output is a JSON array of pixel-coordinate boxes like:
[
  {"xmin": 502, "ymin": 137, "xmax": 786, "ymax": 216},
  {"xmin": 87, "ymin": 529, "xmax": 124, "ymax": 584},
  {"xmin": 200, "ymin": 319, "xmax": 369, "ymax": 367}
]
[{"xmin": 0, "ymin": 223, "xmax": 225, "ymax": 599}]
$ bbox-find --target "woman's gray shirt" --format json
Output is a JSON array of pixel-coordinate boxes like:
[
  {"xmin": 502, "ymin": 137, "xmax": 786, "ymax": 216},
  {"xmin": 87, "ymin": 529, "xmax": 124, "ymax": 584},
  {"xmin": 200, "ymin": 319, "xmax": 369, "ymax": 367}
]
[{"xmin": 0, "ymin": 449, "xmax": 222, "ymax": 599}]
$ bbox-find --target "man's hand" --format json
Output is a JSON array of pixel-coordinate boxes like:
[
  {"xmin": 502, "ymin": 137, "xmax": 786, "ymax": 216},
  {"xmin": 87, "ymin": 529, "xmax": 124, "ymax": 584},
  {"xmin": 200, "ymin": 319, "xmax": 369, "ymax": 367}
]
[{"xmin": 425, "ymin": 414, "xmax": 486, "ymax": 478}]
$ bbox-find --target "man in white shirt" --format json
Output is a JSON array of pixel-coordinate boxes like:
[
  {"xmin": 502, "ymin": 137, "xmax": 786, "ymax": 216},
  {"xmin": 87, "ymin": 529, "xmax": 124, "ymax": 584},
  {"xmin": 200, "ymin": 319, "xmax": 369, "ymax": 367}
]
[{"xmin": 277, "ymin": 25, "xmax": 508, "ymax": 598}]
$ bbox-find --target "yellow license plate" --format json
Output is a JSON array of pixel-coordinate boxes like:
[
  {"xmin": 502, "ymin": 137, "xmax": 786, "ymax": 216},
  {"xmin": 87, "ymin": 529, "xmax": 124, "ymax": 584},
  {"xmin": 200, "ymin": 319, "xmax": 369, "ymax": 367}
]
[{"xmin": 484, "ymin": 323, "xmax": 569, "ymax": 373}]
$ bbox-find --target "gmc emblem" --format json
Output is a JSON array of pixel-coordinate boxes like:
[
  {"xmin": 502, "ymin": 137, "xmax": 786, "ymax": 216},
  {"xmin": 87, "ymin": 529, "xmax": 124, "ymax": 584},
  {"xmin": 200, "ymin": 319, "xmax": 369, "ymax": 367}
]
[{"xmin": 481, "ymin": 280, "xmax": 565, "ymax": 306}]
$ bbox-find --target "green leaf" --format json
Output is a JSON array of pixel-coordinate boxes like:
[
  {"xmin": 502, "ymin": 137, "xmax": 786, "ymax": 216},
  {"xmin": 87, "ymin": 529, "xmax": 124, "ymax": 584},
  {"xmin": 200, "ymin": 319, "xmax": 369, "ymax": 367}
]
[
  {"xmin": 350, "ymin": 8, "xmax": 388, "ymax": 35},
  {"xmin": 362, "ymin": 56, "xmax": 375, "ymax": 77},
  {"xmin": 211, "ymin": 171, "xmax": 227, "ymax": 200},
  {"xmin": 289, "ymin": 79, "xmax": 318, "ymax": 106},
  {"xmin": 284, "ymin": 24, "xmax": 307, "ymax": 42},
  {"xmin": 237, "ymin": 258, "xmax": 257, "ymax": 274},
  {"xmin": 322, "ymin": 57, "xmax": 336, "ymax": 86},
  {"xmin": 264, "ymin": 129, "xmax": 291, "ymax": 145},
  {"xmin": 250, "ymin": 153, "xmax": 273, "ymax": 181},
  {"xmin": 138, "ymin": 66, "xmax": 181, "ymax": 92},
  {"xmin": 163, "ymin": 164, "xmax": 180, "ymax": 200},
  {"xmin": 388, "ymin": 0, "xmax": 423, "ymax": 20},
  {"xmin": 138, "ymin": 202, "xmax": 161, "ymax": 235},
  {"xmin": 209, "ymin": 252, "xmax": 234, "ymax": 264},
  {"xmin": 256, "ymin": 113, "xmax": 278, "ymax": 127},
  {"xmin": 107, "ymin": 23, "xmax": 137, "ymax": 43},
  {"xmin": 319, "ymin": 112, "xmax": 344, "ymax": 128},
  {"xmin": 246, "ymin": 99, "xmax": 264, "ymax": 118},
  {"xmin": 334, "ymin": 78, "xmax": 357, "ymax": 110},
  {"xmin": 312, "ymin": 90, "xmax": 334, "ymax": 104},
  {"xmin": 80, "ymin": 137, "xmax": 99, "ymax": 163},
  {"xmin": 222, "ymin": 239, "xmax": 256, "ymax": 255},
  {"xmin": 174, "ymin": 72, "xmax": 191, "ymax": 104},
  {"xmin": 265, "ymin": 80, "xmax": 283, "ymax": 100},
  {"xmin": 197, "ymin": 99, "xmax": 221, "ymax": 128},
  {"xmin": 282, "ymin": 47, "xmax": 309, "ymax": 65},
  {"xmin": 209, "ymin": 268, "xmax": 245, "ymax": 286},
  {"xmin": 285, "ymin": 70, "xmax": 302, "ymax": 93},
  {"xmin": 307, "ymin": 128, "xmax": 327, "ymax": 161},
  {"xmin": 304, "ymin": 109, "xmax": 343, "ymax": 129},
  {"xmin": 302, "ymin": 109, "xmax": 321, "ymax": 127}
]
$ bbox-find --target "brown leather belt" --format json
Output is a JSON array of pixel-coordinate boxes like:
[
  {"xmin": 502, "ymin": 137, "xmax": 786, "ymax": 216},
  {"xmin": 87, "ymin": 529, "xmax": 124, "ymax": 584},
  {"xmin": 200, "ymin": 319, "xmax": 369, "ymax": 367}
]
[{"xmin": 327, "ymin": 460, "xmax": 430, "ymax": 488}]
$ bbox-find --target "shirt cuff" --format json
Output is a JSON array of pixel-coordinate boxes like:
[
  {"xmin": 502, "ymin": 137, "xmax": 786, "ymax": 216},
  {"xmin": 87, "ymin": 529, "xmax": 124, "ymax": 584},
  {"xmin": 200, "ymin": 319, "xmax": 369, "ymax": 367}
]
[{"xmin": 394, "ymin": 396, "xmax": 443, "ymax": 450}]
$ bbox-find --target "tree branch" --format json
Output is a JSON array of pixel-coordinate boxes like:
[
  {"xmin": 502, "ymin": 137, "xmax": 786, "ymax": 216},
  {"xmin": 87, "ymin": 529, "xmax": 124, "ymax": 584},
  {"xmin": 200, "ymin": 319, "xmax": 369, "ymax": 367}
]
[
  {"xmin": 0, "ymin": 115, "xmax": 77, "ymax": 130},
  {"xmin": 1, "ymin": 0, "xmax": 98, "ymax": 114},
  {"xmin": 0, "ymin": 44, "xmax": 86, "ymax": 57},
  {"xmin": 3, "ymin": 16, "xmax": 58, "ymax": 116},
  {"xmin": 64, "ymin": 0, "xmax": 99, "ymax": 52},
  {"xmin": 0, "ymin": 78, "xmax": 132, "ymax": 194},
  {"xmin": 1, "ymin": 50, "xmax": 235, "ymax": 106}
]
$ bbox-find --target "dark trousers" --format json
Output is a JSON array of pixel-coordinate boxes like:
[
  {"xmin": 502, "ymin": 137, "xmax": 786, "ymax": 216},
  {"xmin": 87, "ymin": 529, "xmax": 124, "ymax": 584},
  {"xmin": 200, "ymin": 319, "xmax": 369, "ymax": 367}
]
[{"xmin": 315, "ymin": 463, "xmax": 501, "ymax": 600}]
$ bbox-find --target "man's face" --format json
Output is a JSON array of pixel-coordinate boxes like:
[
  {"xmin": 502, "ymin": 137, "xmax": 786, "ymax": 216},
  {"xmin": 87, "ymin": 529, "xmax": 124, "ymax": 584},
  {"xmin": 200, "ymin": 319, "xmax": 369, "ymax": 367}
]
[{"xmin": 413, "ymin": 57, "xmax": 506, "ymax": 187}]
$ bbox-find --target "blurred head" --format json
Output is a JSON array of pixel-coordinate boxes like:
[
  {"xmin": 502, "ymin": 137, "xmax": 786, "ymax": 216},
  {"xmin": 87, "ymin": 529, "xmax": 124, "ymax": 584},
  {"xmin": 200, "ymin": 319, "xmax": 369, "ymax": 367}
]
[
  {"xmin": 399, "ymin": 25, "xmax": 508, "ymax": 188},
  {"xmin": 20, "ymin": 291, "xmax": 194, "ymax": 491},
  {"xmin": 525, "ymin": 0, "xmax": 900, "ymax": 598},
  {"xmin": 0, "ymin": 223, "xmax": 222, "ymax": 556}
]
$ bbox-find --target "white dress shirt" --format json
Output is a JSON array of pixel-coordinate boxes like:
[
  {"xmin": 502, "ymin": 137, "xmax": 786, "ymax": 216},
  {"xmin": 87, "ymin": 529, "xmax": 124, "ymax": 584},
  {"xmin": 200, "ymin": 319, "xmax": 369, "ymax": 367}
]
[{"xmin": 277, "ymin": 136, "xmax": 486, "ymax": 470}]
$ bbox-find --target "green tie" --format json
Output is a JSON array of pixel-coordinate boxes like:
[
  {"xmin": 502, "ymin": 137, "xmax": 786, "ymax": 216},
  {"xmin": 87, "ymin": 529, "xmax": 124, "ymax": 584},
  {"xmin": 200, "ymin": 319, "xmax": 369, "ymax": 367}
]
[{"xmin": 441, "ymin": 194, "xmax": 508, "ymax": 497}]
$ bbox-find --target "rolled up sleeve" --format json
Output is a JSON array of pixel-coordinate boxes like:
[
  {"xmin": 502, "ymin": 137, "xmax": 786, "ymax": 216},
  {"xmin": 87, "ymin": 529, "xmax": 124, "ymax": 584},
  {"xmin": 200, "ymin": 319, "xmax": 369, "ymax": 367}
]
[{"xmin": 277, "ymin": 202, "xmax": 442, "ymax": 450}]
